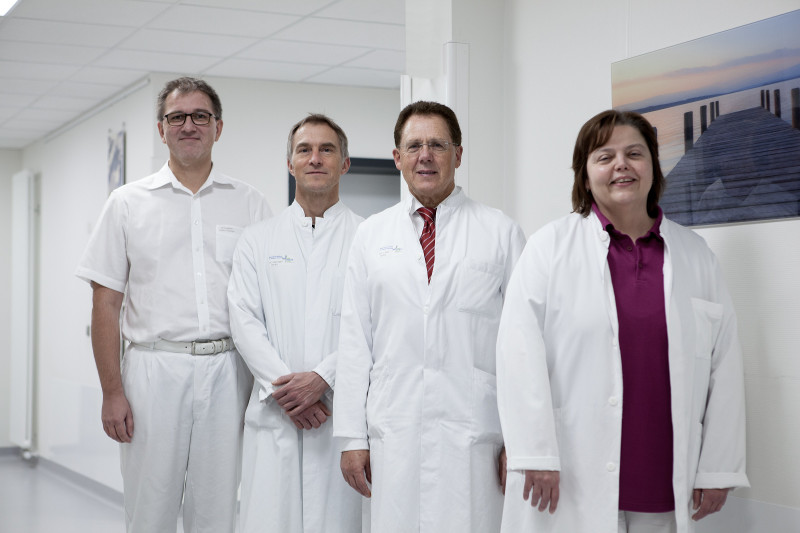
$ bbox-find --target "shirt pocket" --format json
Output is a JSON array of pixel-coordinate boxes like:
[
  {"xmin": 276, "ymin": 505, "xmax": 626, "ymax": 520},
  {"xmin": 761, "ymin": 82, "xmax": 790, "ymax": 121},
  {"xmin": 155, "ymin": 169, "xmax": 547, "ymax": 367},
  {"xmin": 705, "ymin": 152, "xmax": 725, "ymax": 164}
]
[
  {"xmin": 215, "ymin": 225, "xmax": 243, "ymax": 264},
  {"xmin": 457, "ymin": 259, "xmax": 504, "ymax": 317}
]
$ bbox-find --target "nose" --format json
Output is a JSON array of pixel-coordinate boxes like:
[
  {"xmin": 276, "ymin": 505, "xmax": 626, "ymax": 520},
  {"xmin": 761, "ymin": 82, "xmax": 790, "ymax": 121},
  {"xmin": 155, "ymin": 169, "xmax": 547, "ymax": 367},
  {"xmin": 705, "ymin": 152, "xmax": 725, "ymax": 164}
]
[
  {"xmin": 309, "ymin": 148, "xmax": 323, "ymax": 165},
  {"xmin": 417, "ymin": 143, "xmax": 434, "ymax": 160},
  {"xmin": 614, "ymin": 153, "xmax": 629, "ymax": 170}
]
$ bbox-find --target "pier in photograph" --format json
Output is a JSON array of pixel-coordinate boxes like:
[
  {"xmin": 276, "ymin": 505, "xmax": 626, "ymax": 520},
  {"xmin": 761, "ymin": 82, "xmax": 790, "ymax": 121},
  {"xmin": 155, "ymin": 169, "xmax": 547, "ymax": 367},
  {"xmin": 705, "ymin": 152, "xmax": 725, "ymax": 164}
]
[{"xmin": 660, "ymin": 106, "xmax": 800, "ymax": 226}]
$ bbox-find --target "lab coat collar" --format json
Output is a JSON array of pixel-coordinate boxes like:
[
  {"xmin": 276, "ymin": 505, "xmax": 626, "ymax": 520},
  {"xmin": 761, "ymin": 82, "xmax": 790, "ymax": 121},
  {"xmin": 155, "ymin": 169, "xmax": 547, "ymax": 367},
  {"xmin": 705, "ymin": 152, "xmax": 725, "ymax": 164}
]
[
  {"xmin": 405, "ymin": 185, "xmax": 465, "ymax": 216},
  {"xmin": 290, "ymin": 199, "xmax": 346, "ymax": 228}
]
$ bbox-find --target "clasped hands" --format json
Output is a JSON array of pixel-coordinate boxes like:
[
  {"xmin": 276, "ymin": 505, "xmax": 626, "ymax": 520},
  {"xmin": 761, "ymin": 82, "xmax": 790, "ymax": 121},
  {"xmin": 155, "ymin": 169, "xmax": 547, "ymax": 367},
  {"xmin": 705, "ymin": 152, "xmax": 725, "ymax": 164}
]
[{"xmin": 272, "ymin": 371, "xmax": 330, "ymax": 430}]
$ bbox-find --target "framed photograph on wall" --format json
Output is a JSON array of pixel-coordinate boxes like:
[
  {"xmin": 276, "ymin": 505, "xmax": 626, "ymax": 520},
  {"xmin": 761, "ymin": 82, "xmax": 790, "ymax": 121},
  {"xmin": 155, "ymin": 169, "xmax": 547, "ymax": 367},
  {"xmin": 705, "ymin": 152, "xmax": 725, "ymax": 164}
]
[
  {"xmin": 612, "ymin": 9, "xmax": 800, "ymax": 226},
  {"xmin": 108, "ymin": 128, "xmax": 125, "ymax": 196}
]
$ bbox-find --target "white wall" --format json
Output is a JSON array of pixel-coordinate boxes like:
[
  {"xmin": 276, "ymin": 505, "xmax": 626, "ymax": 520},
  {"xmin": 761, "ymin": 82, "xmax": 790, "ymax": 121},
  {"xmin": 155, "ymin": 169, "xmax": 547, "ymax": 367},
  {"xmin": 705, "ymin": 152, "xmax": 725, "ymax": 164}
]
[
  {"xmin": 0, "ymin": 149, "xmax": 23, "ymax": 448},
  {"xmin": 19, "ymin": 75, "xmax": 399, "ymax": 490},
  {"xmin": 503, "ymin": 0, "xmax": 800, "ymax": 528}
]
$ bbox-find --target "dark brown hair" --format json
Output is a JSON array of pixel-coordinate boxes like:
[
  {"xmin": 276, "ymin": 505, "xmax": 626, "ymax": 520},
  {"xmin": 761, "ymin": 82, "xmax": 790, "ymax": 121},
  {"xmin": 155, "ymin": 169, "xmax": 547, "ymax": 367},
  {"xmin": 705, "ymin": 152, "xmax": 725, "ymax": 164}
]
[
  {"xmin": 394, "ymin": 101, "xmax": 462, "ymax": 147},
  {"xmin": 571, "ymin": 109, "xmax": 665, "ymax": 217},
  {"xmin": 156, "ymin": 77, "xmax": 222, "ymax": 121}
]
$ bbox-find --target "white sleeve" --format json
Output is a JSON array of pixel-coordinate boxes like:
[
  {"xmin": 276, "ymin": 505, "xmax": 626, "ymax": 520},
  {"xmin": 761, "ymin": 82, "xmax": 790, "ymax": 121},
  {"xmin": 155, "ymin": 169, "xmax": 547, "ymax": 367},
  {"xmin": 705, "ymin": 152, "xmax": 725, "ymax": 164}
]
[
  {"xmin": 496, "ymin": 227, "xmax": 561, "ymax": 472},
  {"xmin": 694, "ymin": 253, "xmax": 749, "ymax": 489},
  {"xmin": 332, "ymin": 227, "xmax": 372, "ymax": 451},
  {"xmin": 228, "ymin": 227, "xmax": 291, "ymax": 402},
  {"xmin": 75, "ymin": 189, "xmax": 129, "ymax": 293}
]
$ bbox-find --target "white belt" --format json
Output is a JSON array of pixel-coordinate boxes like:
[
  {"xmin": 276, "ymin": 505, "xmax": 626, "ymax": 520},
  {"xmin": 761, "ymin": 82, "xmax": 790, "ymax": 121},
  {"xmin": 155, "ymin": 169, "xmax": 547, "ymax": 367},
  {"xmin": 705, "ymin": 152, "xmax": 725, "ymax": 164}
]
[{"xmin": 132, "ymin": 337, "xmax": 235, "ymax": 356}]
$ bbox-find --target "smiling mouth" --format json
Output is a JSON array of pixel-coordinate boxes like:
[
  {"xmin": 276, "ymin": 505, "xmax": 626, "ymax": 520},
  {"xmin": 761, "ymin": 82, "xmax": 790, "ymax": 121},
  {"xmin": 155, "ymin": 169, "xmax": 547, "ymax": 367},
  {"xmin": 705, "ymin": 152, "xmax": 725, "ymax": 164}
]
[{"xmin": 612, "ymin": 178, "xmax": 635, "ymax": 184}]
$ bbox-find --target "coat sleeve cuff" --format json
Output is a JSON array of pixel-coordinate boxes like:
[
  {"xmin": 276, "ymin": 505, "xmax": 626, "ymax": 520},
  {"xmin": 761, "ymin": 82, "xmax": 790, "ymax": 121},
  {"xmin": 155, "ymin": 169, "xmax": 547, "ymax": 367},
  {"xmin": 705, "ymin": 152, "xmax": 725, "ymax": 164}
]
[
  {"xmin": 339, "ymin": 438, "xmax": 369, "ymax": 452},
  {"xmin": 694, "ymin": 472, "xmax": 750, "ymax": 489},
  {"xmin": 506, "ymin": 456, "xmax": 561, "ymax": 472}
]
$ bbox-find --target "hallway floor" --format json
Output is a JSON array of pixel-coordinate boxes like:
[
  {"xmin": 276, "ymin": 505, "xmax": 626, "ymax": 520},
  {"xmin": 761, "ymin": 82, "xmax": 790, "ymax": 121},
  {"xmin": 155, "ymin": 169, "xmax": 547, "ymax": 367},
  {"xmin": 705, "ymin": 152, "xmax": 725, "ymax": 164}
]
[{"xmin": 0, "ymin": 453, "xmax": 125, "ymax": 533}]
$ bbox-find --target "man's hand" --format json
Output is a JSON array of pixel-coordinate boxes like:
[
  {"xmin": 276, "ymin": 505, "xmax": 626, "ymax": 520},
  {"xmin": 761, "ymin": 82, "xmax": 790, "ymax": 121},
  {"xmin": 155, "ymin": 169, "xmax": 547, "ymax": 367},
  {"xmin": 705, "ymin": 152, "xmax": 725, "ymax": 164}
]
[
  {"xmin": 498, "ymin": 447, "xmax": 508, "ymax": 494},
  {"xmin": 272, "ymin": 371, "xmax": 329, "ymax": 415},
  {"xmin": 692, "ymin": 488, "xmax": 729, "ymax": 521},
  {"xmin": 101, "ymin": 390, "xmax": 134, "ymax": 443},
  {"xmin": 288, "ymin": 401, "xmax": 331, "ymax": 430},
  {"xmin": 523, "ymin": 470, "xmax": 560, "ymax": 513},
  {"xmin": 341, "ymin": 450, "xmax": 372, "ymax": 498}
]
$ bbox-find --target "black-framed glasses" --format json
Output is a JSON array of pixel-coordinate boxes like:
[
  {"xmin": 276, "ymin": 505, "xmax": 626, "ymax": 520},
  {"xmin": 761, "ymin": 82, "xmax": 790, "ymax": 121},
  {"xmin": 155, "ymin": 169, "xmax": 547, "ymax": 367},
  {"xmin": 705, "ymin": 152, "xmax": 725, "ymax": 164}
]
[
  {"xmin": 163, "ymin": 111, "xmax": 217, "ymax": 126},
  {"xmin": 399, "ymin": 139, "xmax": 458, "ymax": 154}
]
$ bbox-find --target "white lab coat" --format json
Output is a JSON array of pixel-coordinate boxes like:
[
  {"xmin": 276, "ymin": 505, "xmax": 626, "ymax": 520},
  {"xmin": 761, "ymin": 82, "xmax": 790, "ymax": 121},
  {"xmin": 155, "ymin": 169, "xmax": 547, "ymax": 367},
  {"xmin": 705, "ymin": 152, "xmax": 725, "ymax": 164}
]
[
  {"xmin": 496, "ymin": 211, "xmax": 749, "ymax": 533},
  {"xmin": 228, "ymin": 201, "xmax": 364, "ymax": 533},
  {"xmin": 334, "ymin": 188, "xmax": 526, "ymax": 533}
]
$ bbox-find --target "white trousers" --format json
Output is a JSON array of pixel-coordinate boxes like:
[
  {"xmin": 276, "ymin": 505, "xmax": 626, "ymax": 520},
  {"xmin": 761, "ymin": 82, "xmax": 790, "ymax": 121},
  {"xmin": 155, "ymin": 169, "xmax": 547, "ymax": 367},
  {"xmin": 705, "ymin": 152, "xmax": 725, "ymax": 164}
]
[
  {"xmin": 618, "ymin": 511, "xmax": 677, "ymax": 533},
  {"xmin": 120, "ymin": 346, "xmax": 251, "ymax": 533}
]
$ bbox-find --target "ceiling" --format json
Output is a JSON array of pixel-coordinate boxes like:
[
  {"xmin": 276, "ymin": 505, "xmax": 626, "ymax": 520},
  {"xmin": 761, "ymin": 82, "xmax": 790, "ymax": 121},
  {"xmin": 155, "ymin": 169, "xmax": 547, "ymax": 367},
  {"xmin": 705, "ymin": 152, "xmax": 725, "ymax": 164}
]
[{"xmin": 0, "ymin": 0, "xmax": 405, "ymax": 149}]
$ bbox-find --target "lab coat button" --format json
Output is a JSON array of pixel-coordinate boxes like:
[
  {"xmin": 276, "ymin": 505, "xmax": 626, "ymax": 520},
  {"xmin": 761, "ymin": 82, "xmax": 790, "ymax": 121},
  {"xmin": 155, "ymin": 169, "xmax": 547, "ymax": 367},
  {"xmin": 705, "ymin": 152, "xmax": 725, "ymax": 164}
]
[
  {"xmin": 611, "ymin": 338, "xmax": 618, "ymax": 347},
  {"xmin": 608, "ymin": 397, "xmax": 619, "ymax": 406},
  {"xmin": 606, "ymin": 462, "xmax": 616, "ymax": 472},
  {"xmin": 423, "ymin": 305, "xmax": 429, "ymax": 314}
]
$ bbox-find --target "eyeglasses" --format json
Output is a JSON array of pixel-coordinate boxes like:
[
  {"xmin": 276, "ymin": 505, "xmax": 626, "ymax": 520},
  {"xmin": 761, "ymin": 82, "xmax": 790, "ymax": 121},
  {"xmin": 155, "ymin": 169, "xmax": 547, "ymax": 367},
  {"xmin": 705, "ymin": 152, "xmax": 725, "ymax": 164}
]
[
  {"xmin": 399, "ymin": 139, "xmax": 458, "ymax": 154},
  {"xmin": 163, "ymin": 111, "xmax": 217, "ymax": 126}
]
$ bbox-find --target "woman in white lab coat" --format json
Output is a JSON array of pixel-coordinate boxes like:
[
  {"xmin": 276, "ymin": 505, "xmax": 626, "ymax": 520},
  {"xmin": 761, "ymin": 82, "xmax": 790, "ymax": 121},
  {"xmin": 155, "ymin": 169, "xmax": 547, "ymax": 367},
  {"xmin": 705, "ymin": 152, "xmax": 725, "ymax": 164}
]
[{"xmin": 497, "ymin": 110, "xmax": 749, "ymax": 533}]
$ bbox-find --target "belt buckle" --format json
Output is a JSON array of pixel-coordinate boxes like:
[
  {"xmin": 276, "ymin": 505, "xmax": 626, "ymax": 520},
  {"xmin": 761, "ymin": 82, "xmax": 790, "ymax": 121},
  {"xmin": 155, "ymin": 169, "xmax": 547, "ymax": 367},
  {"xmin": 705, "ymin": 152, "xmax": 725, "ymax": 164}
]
[{"xmin": 191, "ymin": 340, "xmax": 213, "ymax": 356}]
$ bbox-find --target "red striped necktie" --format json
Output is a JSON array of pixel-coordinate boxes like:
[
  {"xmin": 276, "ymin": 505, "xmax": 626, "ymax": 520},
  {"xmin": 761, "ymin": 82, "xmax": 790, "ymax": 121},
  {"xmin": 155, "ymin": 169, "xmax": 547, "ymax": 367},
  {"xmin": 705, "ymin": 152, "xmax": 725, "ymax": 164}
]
[{"xmin": 417, "ymin": 207, "xmax": 436, "ymax": 283}]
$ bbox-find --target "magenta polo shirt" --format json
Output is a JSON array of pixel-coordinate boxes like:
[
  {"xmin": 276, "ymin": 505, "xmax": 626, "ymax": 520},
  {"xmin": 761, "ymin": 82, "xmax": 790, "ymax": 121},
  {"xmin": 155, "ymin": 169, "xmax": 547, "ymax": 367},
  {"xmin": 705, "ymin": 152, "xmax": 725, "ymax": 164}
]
[{"xmin": 593, "ymin": 204, "xmax": 675, "ymax": 513}]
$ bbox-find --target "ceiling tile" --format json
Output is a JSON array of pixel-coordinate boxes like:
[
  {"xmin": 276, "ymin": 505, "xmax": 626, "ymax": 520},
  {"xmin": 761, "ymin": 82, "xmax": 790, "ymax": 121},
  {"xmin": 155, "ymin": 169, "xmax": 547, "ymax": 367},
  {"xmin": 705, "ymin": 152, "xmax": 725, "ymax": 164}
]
[
  {"xmin": 306, "ymin": 66, "xmax": 400, "ymax": 89},
  {"xmin": 92, "ymin": 49, "xmax": 218, "ymax": 73},
  {"xmin": 179, "ymin": 0, "xmax": 335, "ymax": 16},
  {"xmin": 204, "ymin": 58, "xmax": 327, "ymax": 82},
  {"xmin": 23, "ymin": 107, "xmax": 82, "ymax": 123},
  {"xmin": 0, "ymin": 92, "xmax": 39, "ymax": 106},
  {"xmin": 0, "ymin": 60, "xmax": 79, "ymax": 80},
  {"xmin": 237, "ymin": 39, "xmax": 369, "ymax": 66},
  {"xmin": 69, "ymin": 67, "xmax": 149, "ymax": 86},
  {"xmin": 0, "ymin": 18, "xmax": 135, "ymax": 47},
  {"xmin": 31, "ymin": 95, "xmax": 97, "ymax": 112},
  {"xmin": 9, "ymin": 0, "xmax": 172, "ymax": 27},
  {"xmin": 1, "ymin": 119, "xmax": 63, "ymax": 134},
  {"xmin": 272, "ymin": 18, "xmax": 403, "ymax": 50},
  {"xmin": 119, "ymin": 28, "xmax": 258, "ymax": 57},
  {"xmin": 316, "ymin": 0, "xmax": 405, "ymax": 24},
  {"xmin": 0, "ymin": 78, "xmax": 58, "ymax": 95},
  {"xmin": 146, "ymin": 5, "xmax": 299, "ymax": 38},
  {"xmin": 0, "ymin": 41, "xmax": 105, "ymax": 65},
  {"xmin": 55, "ymin": 81, "xmax": 128, "ymax": 100},
  {"xmin": 344, "ymin": 49, "xmax": 404, "ymax": 71},
  {"xmin": 0, "ymin": 107, "xmax": 21, "ymax": 122}
]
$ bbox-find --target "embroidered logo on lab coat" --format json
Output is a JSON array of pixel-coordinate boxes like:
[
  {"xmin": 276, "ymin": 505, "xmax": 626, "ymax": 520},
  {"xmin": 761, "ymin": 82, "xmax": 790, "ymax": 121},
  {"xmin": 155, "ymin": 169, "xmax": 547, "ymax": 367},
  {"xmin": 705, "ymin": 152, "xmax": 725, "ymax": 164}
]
[
  {"xmin": 378, "ymin": 245, "xmax": 403, "ymax": 257},
  {"xmin": 269, "ymin": 255, "xmax": 295, "ymax": 265}
]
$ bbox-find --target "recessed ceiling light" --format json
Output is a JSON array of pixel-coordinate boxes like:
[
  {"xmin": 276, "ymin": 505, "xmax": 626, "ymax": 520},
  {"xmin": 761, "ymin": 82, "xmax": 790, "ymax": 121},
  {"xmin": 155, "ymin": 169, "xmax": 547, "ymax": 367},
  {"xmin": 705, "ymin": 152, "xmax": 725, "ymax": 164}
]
[{"xmin": 0, "ymin": 0, "xmax": 20, "ymax": 17}]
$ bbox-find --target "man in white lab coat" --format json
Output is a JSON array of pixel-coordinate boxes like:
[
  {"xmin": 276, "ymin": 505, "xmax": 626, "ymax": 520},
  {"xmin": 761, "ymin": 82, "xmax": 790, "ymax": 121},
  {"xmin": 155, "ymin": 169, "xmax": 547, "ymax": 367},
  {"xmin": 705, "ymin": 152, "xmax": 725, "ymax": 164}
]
[
  {"xmin": 228, "ymin": 114, "xmax": 364, "ymax": 533},
  {"xmin": 334, "ymin": 101, "xmax": 527, "ymax": 532},
  {"xmin": 76, "ymin": 77, "xmax": 271, "ymax": 533}
]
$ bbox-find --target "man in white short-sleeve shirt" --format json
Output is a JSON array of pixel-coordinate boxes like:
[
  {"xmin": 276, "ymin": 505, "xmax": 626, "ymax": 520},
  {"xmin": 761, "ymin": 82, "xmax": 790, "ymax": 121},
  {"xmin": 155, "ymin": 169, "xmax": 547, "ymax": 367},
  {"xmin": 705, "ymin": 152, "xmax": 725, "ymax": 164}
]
[{"xmin": 76, "ymin": 77, "xmax": 271, "ymax": 533}]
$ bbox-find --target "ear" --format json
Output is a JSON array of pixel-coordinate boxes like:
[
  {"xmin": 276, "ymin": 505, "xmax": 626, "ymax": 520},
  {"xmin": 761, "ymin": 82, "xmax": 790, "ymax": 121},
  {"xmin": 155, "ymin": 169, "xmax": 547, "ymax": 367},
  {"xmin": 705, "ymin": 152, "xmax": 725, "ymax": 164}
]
[
  {"xmin": 392, "ymin": 148, "xmax": 402, "ymax": 170},
  {"xmin": 214, "ymin": 118, "xmax": 223, "ymax": 142},
  {"xmin": 287, "ymin": 158, "xmax": 295, "ymax": 177},
  {"xmin": 157, "ymin": 121, "xmax": 166, "ymax": 144},
  {"xmin": 340, "ymin": 157, "xmax": 351, "ymax": 176},
  {"xmin": 454, "ymin": 145, "xmax": 463, "ymax": 168}
]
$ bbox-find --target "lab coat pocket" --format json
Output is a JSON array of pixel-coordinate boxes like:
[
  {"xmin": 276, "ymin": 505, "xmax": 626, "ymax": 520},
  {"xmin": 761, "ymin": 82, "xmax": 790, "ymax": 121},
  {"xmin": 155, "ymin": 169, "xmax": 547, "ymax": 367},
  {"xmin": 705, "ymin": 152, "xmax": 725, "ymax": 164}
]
[
  {"xmin": 690, "ymin": 298, "xmax": 721, "ymax": 422},
  {"xmin": 457, "ymin": 260, "xmax": 504, "ymax": 317},
  {"xmin": 472, "ymin": 368, "xmax": 502, "ymax": 442},
  {"xmin": 690, "ymin": 297, "xmax": 723, "ymax": 360},
  {"xmin": 215, "ymin": 225, "xmax": 244, "ymax": 263}
]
